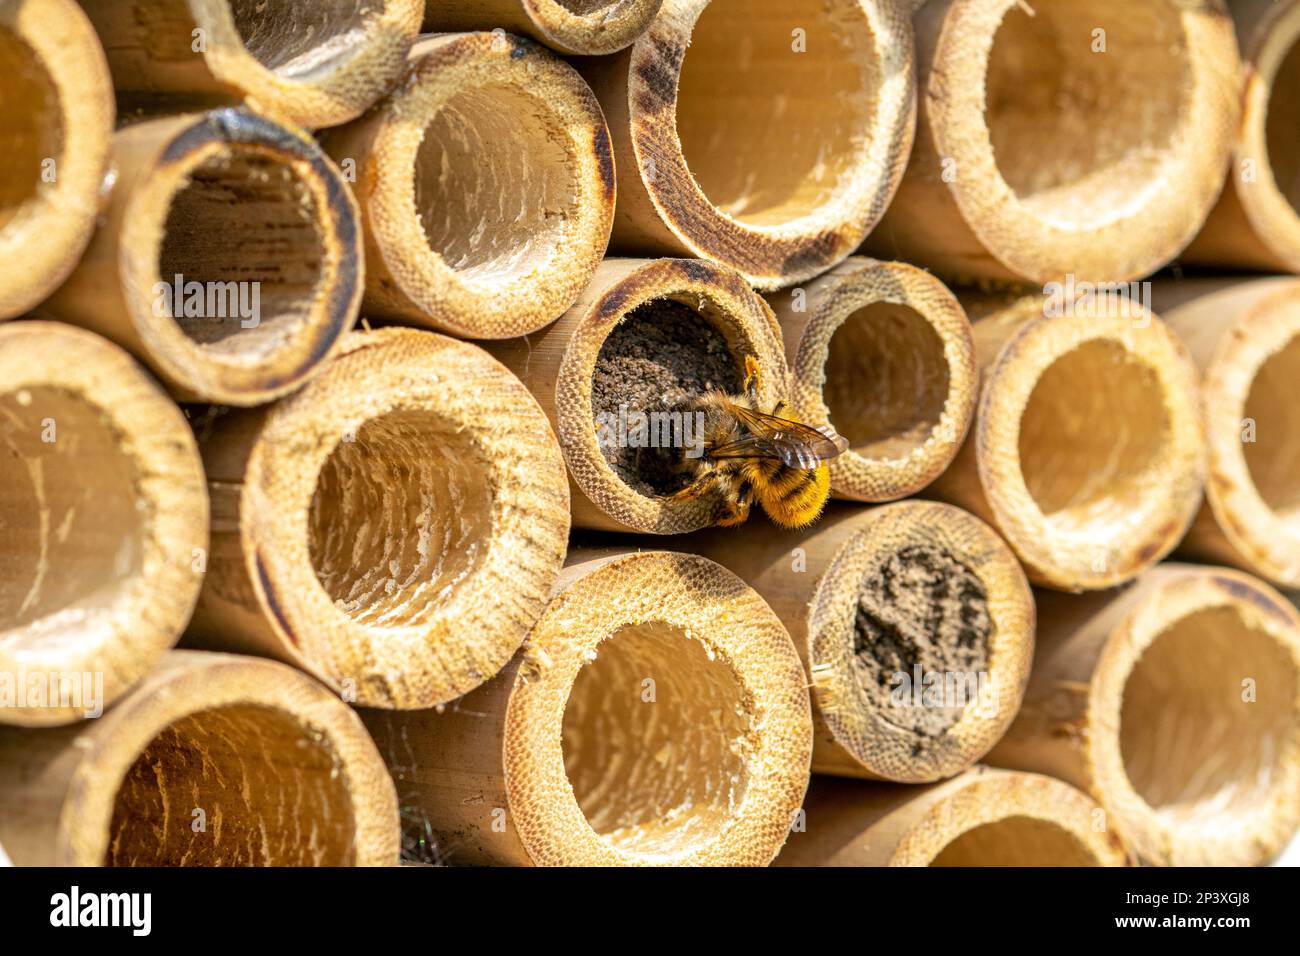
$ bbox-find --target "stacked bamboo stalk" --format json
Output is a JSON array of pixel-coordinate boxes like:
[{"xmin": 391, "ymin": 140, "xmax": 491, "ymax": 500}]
[{"xmin": 1, "ymin": 0, "xmax": 1298, "ymax": 872}]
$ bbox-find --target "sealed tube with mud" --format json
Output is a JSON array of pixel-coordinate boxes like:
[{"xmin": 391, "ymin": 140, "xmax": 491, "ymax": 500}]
[
  {"xmin": 0, "ymin": 323, "xmax": 208, "ymax": 727},
  {"xmin": 0, "ymin": 651, "xmax": 399, "ymax": 866},
  {"xmin": 44, "ymin": 108, "xmax": 361, "ymax": 406},
  {"xmin": 689, "ymin": 501, "xmax": 1033, "ymax": 782},
  {"xmin": 580, "ymin": 0, "xmax": 915, "ymax": 290},
  {"xmin": 423, "ymin": 0, "xmax": 664, "ymax": 55},
  {"xmin": 865, "ymin": 0, "xmax": 1238, "ymax": 284},
  {"xmin": 767, "ymin": 257, "xmax": 977, "ymax": 503},
  {"xmin": 187, "ymin": 327, "xmax": 570, "ymax": 711},
  {"xmin": 926, "ymin": 291, "xmax": 1206, "ymax": 591},
  {"xmin": 320, "ymin": 32, "xmax": 616, "ymax": 339},
  {"xmin": 989, "ymin": 565, "xmax": 1300, "ymax": 866},
  {"xmin": 362, "ymin": 548, "xmax": 813, "ymax": 866},
  {"xmin": 485, "ymin": 257, "xmax": 788, "ymax": 533},
  {"xmin": 777, "ymin": 767, "xmax": 1132, "ymax": 867},
  {"xmin": 77, "ymin": 0, "xmax": 424, "ymax": 128}
]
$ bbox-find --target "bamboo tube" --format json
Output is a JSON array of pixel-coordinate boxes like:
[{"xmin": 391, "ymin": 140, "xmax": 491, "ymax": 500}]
[
  {"xmin": 484, "ymin": 257, "xmax": 788, "ymax": 533},
  {"xmin": 0, "ymin": 322, "xmax": 208, "ymax": 727},
  {"xmin": 0, "ymin": 0, "xmax": 113, "ymax": 320},
  {"xmin": 777, "ymin": 767, "xmax": 1132, "ymax": 866},
  {"xmin": 362, "ymin": 548, "xmax": 813, "ymax": 866},
  {"xmin": 767, "ymin": 258, "xmax": 977, "ymax": 502},
  {"xmin": 926, "ymin": 292, "xmax": 1206, "ymax": 591},
  {"xmin": 0, "ymin": 650, "xmax": 399, "ymax": 866},
  {"xmin": 864, "ymin": 0, "xmax": 1239, "ymax": 284},
  {"xmin": 1185, "ymin": 1, "xmax": 1300, "ymax": 271},
  {"xmin": 423, "ymin": 0, "xmax": 664, "ymax": 55},
  {"xmin": 688, "ymin": 502, "xmax": 1032, "ymax": 782},
  {"xmin": 319, "ymin": 33, "xmax": 615, "ymax": 340},
  {"xmin": 578, "ymin": 0, "xmax": 915, "ymax": 291},
  {"xmin": 187, "ymin": 327, "xmax": 570, "ymax": 711},
  {"xmin": 989, "ymin": 565, "xmax": 1300, "ymax": 866},
  {"xmin": 76, "ymin": 0, "xmax": 423, "ymax": 129},
  {"xmin": 1151, "ymin": 277, "xmax": 1300, "ymax": 588},
  {"xmin": 43, "ymin": 108, "xmax": 361, "ymax": 406}
]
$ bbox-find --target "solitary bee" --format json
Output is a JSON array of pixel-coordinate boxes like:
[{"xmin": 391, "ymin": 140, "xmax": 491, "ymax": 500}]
[{"xmin": 673, "ymin": 356, "xmax": 849, "ymax": 528}]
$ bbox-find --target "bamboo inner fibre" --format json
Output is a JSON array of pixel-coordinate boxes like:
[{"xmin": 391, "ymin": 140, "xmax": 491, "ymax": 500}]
[
  {"xmin": 985, "ymin": 0, "xmax": 1190, "ymax": 229},
  {"xmin": 227, "ymin": 0, "xmax": 382, "ymax": 78},
  {"xmin": 929, "ymin": 816, "xmax": 1102, "ymax": 866},
  {"xmin": 106, "ymin": 703, "xmax": 357, "ymax": 866},
  {"xmin": 562, "ymin": 622, "xmax": 752, "ymax": 855},
  {"xmin": 675, "ymin": 0, "xmax": 876, "ymax": 228},
  {"xmin": 160, "ymin": 149, "xmax": 325, "ymax": 359},
  {"xmin": 1242, "ymin": 333, "xmax": 1300, "ymax": 528},
  {"xmin": 1267, "ymin": 31, "xmax": 1300, "ymax": 220},
  {"xmin": 0, "ymin": 26, "xmax": 59, "ymax": 231}
]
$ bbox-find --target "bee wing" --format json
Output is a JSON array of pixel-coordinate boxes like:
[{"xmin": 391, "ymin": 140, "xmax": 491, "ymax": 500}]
[{"xmin": 717, "ymin": 403, "xmax": 849, "ymax": 468}]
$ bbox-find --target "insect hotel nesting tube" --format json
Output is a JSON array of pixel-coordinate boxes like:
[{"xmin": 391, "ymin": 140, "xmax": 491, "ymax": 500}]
[
  {"xmin": 926, "ymin": 292, "xmax": 1207, "ymax": 591},
  {"xmin": 579, "ymin": 0, "xmax": 915, "ymax": 290},
  {"xmin": 187, "ymin": 328, "xmax": 570, "ymax": 711},
  {"xmin": 486, "ymin": 257, "xmax": 788, "ymax": 533},
  {"xmin": 362, "ymin": 549, "xmax": 813, "ymax": 866},
  {"xmin": 77, "ymin": 0, "xmax": 424, "ymax": 129},
  {"xmin": 0, "ymin": 323, "xmax": 208, "ymax": 727},
  {"xmin": 766, "ymin": 258, "xmax": 977, "ymax": 503},
  {"xmin": 0, "ymin": 0, "xmax": 113, "ymax": 320},
  {"xmin": 776, "ymin": 768, "xmax": 1132, "ymax": 867},
  {"xmin": 865, "ymin": 0, "xmax": 1239, "ymax": 283},
  {"xmin": 320, "ymin": 33, "xmax": 616, "ymax": 340},
  {"xmin": 1152, "ymin": 278, "xmax": 1300, "ymax": 589},
  {"xmin": 690, "ymin": 501, "xmax": 1033, "ymax": 782},
  {"xmin": 990, "ymin": 565, "xmax": 1300, "ymax": 866},
  {"xmin": 423, "ymin": 0, "xmax": 665, "ymax": 56},
  {"xmin": 0, "ymin": 651, "xmax": 399, "ymax": 866},
  {"xmin": 1186, "ymin": 0, "xmax": 1300, "ymax": 272},
  {"xmin": 44, "ymin": 108, "xmax": 361, "ymax": 406}
]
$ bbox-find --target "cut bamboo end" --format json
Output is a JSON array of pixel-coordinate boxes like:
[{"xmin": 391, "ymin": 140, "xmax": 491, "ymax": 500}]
[
  {"xmin": 0, "ymin": 651, "xmax": 399, "ymax": 866},
  {"xmin": 320, "ymin": 33, "xmax": 615, "ymax": 339},
  {"xmin": 690, "ymin": 501, "xmax": 1033, "ymax": 783},
  {"xmin": 363, "ymin": 549, "xmax": 813, "ymax": 866},
  {"xmin": 486, "ymin": 257, "xmax": 788, "ymax": 533},
  {"xmin": 0, "ymin": 323, "xmax": 208, "ymax": 728},
  {"xmin": 1186, "ymin": 1, "xmax": 1300, "ymax": 271},
  {"xmin": 928, "ymin": 294, "xmax": 1206, "ymax": 591},
  {"xmin": 189, "ymin": 327, "xmax": 570, "ymax": 710},
  {"xmin": 768, "ymin": 258, "xmax": 976, "ymax": 502},
  {"xmin": 81, "ymin": 0, "xmax": 424, "ymax": 129},
  {"xmin": 1154, "ymin": 278, "xmax": 1300, "ymax": 588},
  {"xmin": 777, "ymin": 767, "xmax": 1132, "ymax": 867},
  {"xmin": 991, "ymin": 565, "xmax": 1300, "ymax": 866},
  {"xmin": 867, "ymin": 0, "xmax": 1239, "ymax": 283},
  {"xmin": 44, "ymin": 108, "xmax": 361, "ymax": 406},
  {"xmin": 0, "ymin": 0, "xmax": 113, "ymax": 320},
  {"xmin": 423, "ymin": 0, "xmax": 664, "ymax": 56},
  {"xmin": 585, "ymin": 0, "xmax": 915, "ymax": 291}
]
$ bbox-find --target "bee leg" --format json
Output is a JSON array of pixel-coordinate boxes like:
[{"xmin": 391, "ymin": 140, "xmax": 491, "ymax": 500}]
[
  {"xmin": 716, "ymin": 480, "xmax": 753, "ymax": 527},
  {"xmin": 772, "ymin": 399, "xmax": 790, "ymax": 418},
  {"xmin": 742, "ymin": 355, "xmax": 763, "ymax": 403}
]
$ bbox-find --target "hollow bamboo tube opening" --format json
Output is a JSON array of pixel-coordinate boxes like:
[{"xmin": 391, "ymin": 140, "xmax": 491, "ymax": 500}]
[
  {"xmin": 866, "ymin": 0, "xmax": 1237, "ymax": 283},
  {"xmin": 79, "ymin": 0, "xmax": 423, "ymax": 129},
  {"xmin": 689, "ymin": 501, "xmax": 1032, "ymax": 783},
  {"xmin": 0, "ymin": 323, "xmax": 208, "ymax": 727},
  {"xmin": 927, "ymin": 295, "xmax": 1206, "ymax": 590},
  {"xmin": 1152, "ymin": 278, "xmax": 1300, "ymax": 587},
  {"xmin": 777, "ymin": 768, "xmax": 1132, "ymax": 867},
  {"xmin": 0, "ymin": 651, "xmax": 398, "ymax": 866},
  {"xmin": 485, "ymin": 258, "xmax": 788, "ymax": 533},
  {"xmin": 423, "ymin": 0, "xmax": 664, "ymax": 55},
  {"xmin": 990, "ymin": 565, "xmax": 1300, "ymax": 866},
  {"xmin": 584, "ymin": 0, "xmax": 914, "ymax": 290},
  {"xmin": 362, "ymin": 549, "xmax": 812, "ymax": 866},
  {"xmin": 1185, "ymin": 1, "xmax": 1300, "ymax": 271},
  {"xmin": 44, "ymin": 109, "xmax": 360, "ymax": 406},
  {"xmin": 189, "ymin": 327, "xmax": 569, "ymax": 710},
  {"xmin": 0, "ymin": 0, "xmax": 113, "ymax": 320},
  {"xmin": 320, "ymin": 33, "xmax": 615, "ymax": 339},
  {"xmin": 768, "ymin": 258, "xmax": 976, "ymax": 502}
]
